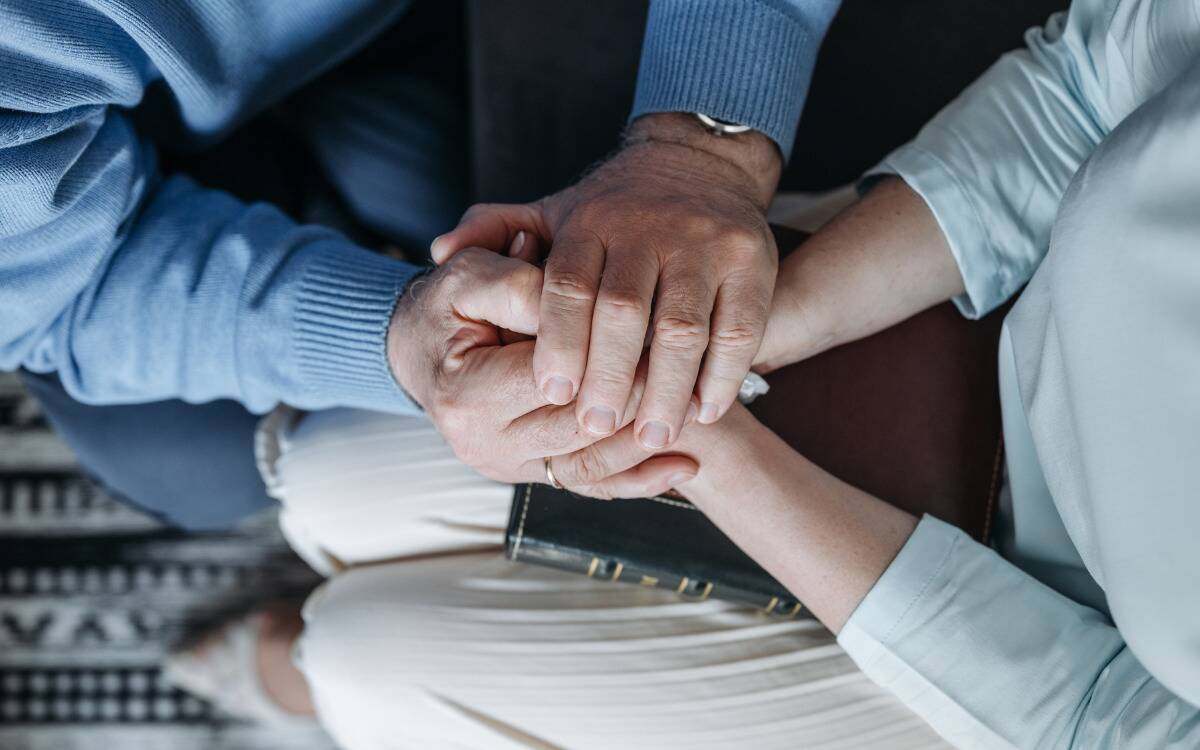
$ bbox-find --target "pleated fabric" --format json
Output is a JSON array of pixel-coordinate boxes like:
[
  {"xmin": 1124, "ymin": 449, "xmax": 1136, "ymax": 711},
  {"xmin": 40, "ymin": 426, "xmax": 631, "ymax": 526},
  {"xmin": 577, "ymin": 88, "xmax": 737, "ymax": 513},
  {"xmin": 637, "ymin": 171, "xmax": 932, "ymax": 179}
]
[{"xmin": 260, "ymin": 408, "xmax": 945, "ymax": 749}]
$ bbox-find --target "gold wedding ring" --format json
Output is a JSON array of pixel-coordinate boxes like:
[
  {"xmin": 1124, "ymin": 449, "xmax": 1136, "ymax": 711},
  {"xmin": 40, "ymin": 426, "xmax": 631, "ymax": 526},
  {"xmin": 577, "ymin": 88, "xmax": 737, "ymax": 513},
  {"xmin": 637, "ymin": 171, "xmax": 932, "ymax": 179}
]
[{"xmin": 544, "ymin": 457, "xmax": 564, "ymax": 489}]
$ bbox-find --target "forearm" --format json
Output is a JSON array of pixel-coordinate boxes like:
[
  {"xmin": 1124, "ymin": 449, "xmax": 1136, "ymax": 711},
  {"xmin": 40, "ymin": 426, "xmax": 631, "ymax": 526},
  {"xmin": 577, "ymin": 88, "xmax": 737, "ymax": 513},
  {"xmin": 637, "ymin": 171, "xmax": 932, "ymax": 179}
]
[
  {"xmin": 12, "ymin": 170, "xmax": 420, "ymax": 413},
  {"xmin": 755, "ymin": 177, "xmax": 964, "ymax": 371},
  {"xmin": 849, "ymin": 0, "xmax": 1200, "ymax": 322},
  {"xmin": 671, "ymin": 412, "xmax": 1200, "ymax": 749},
  {"xmin": 675, "ymin": 404, "xmax": 916, "ymax": 632}
]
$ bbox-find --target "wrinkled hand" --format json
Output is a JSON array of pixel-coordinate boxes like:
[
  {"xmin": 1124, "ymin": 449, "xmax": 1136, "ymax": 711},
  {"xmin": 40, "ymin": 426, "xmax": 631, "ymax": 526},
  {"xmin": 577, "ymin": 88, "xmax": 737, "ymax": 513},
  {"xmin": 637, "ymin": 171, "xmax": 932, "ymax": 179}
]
[
  {"xmin": 544, "ymin": 398, "xmax": 754, "ymax": 501},
  {"xmin": 386, "ymin": 248, "xmax": 695, "ymax": 491},
  {"xmin": 432, "ymin": 113, "xmax": 781, "ymax": 452}
]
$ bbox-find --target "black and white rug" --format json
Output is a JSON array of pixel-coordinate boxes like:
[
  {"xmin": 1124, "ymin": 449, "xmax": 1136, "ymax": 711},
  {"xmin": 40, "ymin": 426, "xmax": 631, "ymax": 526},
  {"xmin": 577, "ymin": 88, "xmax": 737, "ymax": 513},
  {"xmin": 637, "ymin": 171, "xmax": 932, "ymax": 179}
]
[{"xmin": 0, "ymin": 373, "xmax": 334, "ymax": 749}]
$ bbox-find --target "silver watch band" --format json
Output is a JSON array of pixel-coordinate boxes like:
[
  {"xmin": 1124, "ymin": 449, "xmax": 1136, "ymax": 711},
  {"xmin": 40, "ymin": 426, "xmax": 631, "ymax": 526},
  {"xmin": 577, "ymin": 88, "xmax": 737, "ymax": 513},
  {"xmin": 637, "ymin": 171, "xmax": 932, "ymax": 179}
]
[{"xmin": 695, "ymin": 112, "xmax": 753, "ymax": 136}]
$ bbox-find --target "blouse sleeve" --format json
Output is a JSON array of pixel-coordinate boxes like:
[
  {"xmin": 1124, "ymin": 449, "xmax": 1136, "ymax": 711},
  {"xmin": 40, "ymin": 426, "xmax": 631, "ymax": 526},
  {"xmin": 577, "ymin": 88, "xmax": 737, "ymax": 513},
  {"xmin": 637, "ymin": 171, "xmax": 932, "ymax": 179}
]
[
  {"xmin": 838, "ymin": 516, "xmax": 1200, "ymax": 749},
  {"xmin": 864, "ymin": 0, "xmax": 1200, "ymax": 318}
]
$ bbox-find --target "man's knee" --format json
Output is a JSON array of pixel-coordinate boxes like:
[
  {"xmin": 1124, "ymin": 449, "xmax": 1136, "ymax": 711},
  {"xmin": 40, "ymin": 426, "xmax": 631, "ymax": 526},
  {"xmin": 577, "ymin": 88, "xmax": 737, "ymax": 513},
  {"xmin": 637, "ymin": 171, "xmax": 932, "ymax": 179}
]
[
  {"xmin": 21, "ymin": 370, "xmax": 271, "ymax": 531},
  {"xmin": 267, "ymin": 409, "xmax": 509, "ymax": 566}
]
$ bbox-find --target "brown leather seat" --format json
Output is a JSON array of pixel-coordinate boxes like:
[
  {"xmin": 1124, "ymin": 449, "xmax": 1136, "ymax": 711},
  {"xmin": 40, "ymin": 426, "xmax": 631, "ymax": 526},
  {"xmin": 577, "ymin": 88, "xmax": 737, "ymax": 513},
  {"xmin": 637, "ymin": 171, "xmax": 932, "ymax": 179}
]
[{"xmin": 756, "ymin": 227, "xmax": 1006, "ymax": 540}]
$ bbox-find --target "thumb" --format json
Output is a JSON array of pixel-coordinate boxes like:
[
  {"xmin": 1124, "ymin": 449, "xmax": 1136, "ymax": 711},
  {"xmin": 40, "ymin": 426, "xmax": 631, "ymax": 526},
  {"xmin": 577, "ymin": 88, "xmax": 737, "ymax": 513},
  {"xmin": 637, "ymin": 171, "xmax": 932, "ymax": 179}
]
[
  {"xmin": 432, "ymin": 202, "xmax": 548, "ymax": 265},
  {"xmin": 451, "ymin": 249, "xmax": 544, "ymax": 336}
]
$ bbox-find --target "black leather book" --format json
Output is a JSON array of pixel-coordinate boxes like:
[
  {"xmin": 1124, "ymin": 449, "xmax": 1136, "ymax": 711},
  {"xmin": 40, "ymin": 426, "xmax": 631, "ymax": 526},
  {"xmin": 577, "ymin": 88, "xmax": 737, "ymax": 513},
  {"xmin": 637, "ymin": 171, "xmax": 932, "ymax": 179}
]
[{"xmin": 505, "ymin": 482, "xmax": 805, "ymax": 617}]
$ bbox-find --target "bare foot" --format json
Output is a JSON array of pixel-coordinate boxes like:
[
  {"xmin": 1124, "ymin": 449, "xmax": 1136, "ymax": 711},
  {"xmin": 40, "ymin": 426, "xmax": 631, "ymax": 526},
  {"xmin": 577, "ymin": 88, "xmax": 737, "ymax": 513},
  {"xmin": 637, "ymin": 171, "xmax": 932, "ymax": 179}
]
[{"xmin": 255, "ymin": 605, "xmax": 315, "ymax": 717}]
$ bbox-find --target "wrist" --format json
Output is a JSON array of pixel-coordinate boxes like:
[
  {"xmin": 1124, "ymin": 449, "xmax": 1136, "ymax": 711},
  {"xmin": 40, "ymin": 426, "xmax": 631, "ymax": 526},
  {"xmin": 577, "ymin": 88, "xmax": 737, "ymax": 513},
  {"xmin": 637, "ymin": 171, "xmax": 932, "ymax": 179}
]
[
  {"xmin": 385, "ymin": 270, "xmax": 437, "ymax": 408},
  {"xmin": 674, "ymin": 403, "xmax": 771, "ymax": 501},
  {"xmin": 625, "ymin": 113, "xmax": 781, "ymax": 209},
  {"xmin": 754, "ymin": 258, "xmax": 841, "ymax": 372}
]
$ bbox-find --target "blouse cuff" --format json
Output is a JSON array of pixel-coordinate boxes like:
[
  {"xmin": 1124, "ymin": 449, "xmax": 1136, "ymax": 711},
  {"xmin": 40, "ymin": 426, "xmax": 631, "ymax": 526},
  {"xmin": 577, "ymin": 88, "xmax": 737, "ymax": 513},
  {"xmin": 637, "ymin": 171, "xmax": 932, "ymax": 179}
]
[
  {"xmin": 836, "ymin": 515, "xmax": 1005, "ymax": 746},
  {"xmin": 838, "ymin": 514, "xmax": 960, "ymax": 662},
  {"xmin": 862, "ymin": 146, "xmax": 1018, "ymax": 320}
]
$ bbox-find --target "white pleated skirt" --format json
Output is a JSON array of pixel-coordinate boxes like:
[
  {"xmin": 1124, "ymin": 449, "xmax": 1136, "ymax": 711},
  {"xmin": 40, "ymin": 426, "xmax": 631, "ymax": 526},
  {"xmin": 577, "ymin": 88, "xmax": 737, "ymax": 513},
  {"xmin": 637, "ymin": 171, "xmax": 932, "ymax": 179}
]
[{"xmin": 257, "ymin": 408, "xmax": 945, "ymax": 750}]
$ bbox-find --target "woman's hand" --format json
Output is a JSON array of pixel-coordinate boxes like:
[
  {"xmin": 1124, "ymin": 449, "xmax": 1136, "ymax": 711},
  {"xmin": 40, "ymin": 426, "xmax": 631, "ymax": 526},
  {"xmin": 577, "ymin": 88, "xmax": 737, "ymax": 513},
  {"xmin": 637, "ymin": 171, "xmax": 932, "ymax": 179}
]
[
  {"xmin": 754, "ymin": 177, "xmax": 965, "ymax": 373},
  {"xmin": 675, "ymin": 404, "xmax": 918, "ymax": 633},
  {"xmin": 556, "ymin": 402, "xmax": 917, "ymax": 633}
]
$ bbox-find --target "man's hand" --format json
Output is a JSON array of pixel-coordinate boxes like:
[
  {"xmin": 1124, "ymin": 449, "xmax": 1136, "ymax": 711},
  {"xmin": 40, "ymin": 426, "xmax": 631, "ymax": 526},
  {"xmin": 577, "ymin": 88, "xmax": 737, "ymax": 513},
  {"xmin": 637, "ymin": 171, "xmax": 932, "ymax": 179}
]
[
  {"xmin": 432, "ymin": 113, "xmax": 782, "ymax": 451},
  {"xmin": 386, "ymin": 247, "xmax": 694, "ymax": 492},
  {"xmin": 543, "ymin": 393, "xmax": 759, "ymax": 501}
]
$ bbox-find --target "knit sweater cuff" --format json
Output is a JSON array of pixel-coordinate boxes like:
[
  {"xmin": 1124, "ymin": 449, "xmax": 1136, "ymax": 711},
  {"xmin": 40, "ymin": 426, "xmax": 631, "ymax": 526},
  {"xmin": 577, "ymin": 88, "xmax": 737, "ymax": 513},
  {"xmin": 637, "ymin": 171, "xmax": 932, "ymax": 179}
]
[
  {"xmin": 294, "ymin": 244, "xmax": 424, "ymax": 414},
  {"xmin": 630, "ymin": 0, "xmax": 839, "ymax": 161}
]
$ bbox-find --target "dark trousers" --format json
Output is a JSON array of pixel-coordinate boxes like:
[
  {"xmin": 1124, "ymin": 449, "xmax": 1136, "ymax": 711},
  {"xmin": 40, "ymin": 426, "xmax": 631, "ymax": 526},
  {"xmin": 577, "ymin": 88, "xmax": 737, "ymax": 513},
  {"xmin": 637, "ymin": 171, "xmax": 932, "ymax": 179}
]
[{"xmin": 22, "ymin": 371, "xmax": 271, "ymax": 530}]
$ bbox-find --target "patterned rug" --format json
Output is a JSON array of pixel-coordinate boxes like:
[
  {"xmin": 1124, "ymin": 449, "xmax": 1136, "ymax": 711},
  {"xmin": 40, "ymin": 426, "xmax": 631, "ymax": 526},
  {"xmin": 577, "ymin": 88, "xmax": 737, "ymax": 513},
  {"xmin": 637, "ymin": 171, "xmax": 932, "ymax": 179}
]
[{"xmin": 0, "ymin": 373, "xmax": 335, "ymax": 749}]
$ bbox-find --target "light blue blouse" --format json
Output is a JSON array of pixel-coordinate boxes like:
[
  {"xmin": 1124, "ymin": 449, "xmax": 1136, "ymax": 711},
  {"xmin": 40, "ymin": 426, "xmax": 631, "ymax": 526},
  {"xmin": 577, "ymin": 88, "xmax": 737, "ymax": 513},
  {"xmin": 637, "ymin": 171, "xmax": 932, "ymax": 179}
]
[{"xmin": 838, "ymin": 0, "xmax": 1200, "ymax": 746}]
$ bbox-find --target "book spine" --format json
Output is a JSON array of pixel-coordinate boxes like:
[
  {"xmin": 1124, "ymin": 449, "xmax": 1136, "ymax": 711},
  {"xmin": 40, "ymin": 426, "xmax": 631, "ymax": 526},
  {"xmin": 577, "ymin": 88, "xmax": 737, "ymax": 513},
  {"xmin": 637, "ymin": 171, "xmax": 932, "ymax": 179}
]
[{"xmin": 508, "ymin": 538, "xmax": 806, "ymax": 619}]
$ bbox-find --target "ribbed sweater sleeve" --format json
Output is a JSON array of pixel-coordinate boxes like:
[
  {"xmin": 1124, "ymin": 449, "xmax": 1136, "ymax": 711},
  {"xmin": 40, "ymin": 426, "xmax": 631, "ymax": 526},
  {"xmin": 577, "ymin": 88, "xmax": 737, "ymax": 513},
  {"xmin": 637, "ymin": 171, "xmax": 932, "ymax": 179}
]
[
  {"xmin": 0, "ymin": 1, "xmax": 420, "ymax": 413},
  {"xmin": 631, "ymin": 0, "xmax": 841, "ymax": 160}
]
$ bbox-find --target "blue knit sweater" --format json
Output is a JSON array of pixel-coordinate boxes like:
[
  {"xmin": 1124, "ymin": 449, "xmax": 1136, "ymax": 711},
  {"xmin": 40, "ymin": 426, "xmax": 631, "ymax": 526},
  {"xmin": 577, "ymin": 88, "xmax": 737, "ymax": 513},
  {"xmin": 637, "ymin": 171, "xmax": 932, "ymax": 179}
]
[{"xmin": 0, "ymin": 0, "xmax": 838, "ymax": 414}]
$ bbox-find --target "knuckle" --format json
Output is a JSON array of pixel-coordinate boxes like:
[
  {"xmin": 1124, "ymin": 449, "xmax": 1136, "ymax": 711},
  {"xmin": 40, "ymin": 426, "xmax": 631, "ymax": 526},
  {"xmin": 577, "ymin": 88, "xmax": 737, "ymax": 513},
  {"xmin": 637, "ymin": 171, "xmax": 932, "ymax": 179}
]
[
  {"xmin": 551, "ymin": 457, "xmax": 583, "ymax": 490},
  {"xmin": 718, "ymin": 224, "xmax": 769, "ymax": 259},
  {"xmin": 587, "ymin": 485, "xmax": 615, "ymax": 501},
  {"xmin": 572, "ymin": 201, "xmax": 616, "ymax": 227},
  {"xmin": 429, "ymin": 379, "xmax": 478, "ymax": 435},
  {"xmin": 439, "ymin": 253, "xmax": 476, "ymax": 286},
  {"xmin": 432, "ymin": 400, "xmax": 470, "ymax": 443},
  {"xmin": 572, "ymin": 448, "xmax": 610, "ymax": 485},
  {"xmin": 709, "ymin": 324, "xmax": 759, "ymax": 356},
  {"xmin": 681, "ymin": 215, "xmax": 763, "ymax": 253},
  {"xmin": 596, "ymin": 288, "xmax": 650, "ymax": 321},
  {"xmin": 723, "ymin": 224, "xmax": 763, "ymax": 248},
  {"xmin": 579, "ymin": 368, "xmax": 636, "ymax": 406},
  {"xmin": 683, "ymin": 214, "xmax": 721, "ymax": 238},
  {"xmin": 570, "ymin": 481, "xmax": 609, "ymax": 500},
  {"xmin": 461, "ymin": 202, "xmax": 498, "ymax": 220},
  {"xmin": 527, "ymin": 416, "xmax": 571, "ymax": 455},
  {"xmin": 654, "ymin": 314, "xmax": 709, "ymax": 352},
  {"xmin": 455, "ymin": 245, "xmax": 491, "ymax": 269},
  {"xmin": 544, "ymin": 269, "xmax": 597, "ymax": 306}
]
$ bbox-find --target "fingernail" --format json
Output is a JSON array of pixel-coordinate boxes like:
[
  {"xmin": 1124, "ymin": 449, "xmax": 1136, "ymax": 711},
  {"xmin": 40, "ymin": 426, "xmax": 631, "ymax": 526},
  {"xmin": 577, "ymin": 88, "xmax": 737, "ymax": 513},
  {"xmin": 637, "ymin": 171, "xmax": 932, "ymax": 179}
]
[
  {"xmin": 509, "ymin": 230, "xmax": 526, "ymax": 256},
  {"xmin": 685, "ymin": 401, "xmax": 698, "ymax": 425},
  {"xmin": 583, "ymin": 406, "xmax": 617, "ymax": 435},
  {"xmin": 639, "ymin": 421, "xmax": 670, "ymax": 449},
  {"xmin": 668, "ymin": 472, "xmax": 695, "ymax": 487},
  {"xmin": 541, "ymin": 376, "xmax": 574, "ymax": 405},
  {"xmin": 430, "ymin": 234, "xmax": 444, "ymax": 251},
  {"xmin": 698, "ymin": 402, "xmax": 720, "ymax": 424}
]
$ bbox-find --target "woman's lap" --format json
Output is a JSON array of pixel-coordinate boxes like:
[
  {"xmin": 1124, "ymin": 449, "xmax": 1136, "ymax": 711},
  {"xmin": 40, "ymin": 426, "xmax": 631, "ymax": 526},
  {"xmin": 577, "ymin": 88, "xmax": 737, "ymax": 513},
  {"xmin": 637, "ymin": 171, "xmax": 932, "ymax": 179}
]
[
  {"xmin": 299, "ymin": 553, "xmax": 942, "ymax": 750},
  {"xmin": 1006, "ymin": 60, "xmax": 1200, "ymax": 705},
  {"xmin": 264, "ymin": 408, "xmax": 946, "ymax": 749}
]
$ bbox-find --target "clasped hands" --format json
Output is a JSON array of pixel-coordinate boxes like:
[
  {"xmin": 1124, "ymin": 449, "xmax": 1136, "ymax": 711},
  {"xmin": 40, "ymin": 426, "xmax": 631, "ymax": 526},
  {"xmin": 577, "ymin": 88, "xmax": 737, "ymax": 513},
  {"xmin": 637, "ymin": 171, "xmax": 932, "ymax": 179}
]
[{"xmin": 387, "ymin": 113, "xmax": 786, "ymax": 497}]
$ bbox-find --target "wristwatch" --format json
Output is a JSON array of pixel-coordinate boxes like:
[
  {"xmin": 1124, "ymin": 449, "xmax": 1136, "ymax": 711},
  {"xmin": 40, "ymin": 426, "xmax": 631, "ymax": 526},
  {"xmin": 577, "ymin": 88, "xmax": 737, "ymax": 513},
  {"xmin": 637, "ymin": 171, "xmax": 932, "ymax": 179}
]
[{"xmin": 694, "ymin": 112, "xmax": 753, "ymax": 136}]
